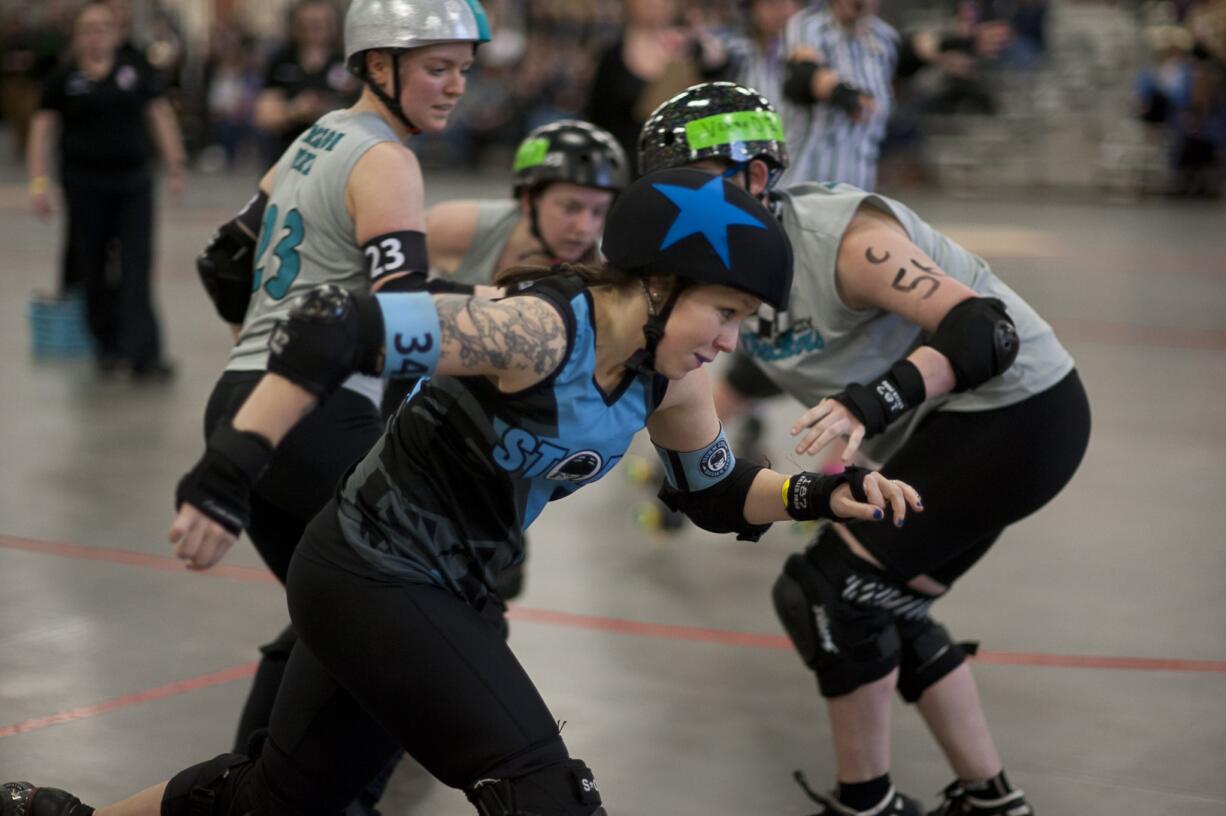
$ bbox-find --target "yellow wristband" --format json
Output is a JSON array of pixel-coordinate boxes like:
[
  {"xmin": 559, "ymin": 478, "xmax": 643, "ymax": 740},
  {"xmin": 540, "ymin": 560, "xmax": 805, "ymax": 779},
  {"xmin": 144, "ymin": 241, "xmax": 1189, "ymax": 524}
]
[
  {"xmin": 781, "ymin": 476, "xmax": 791, "ymax": 510},
  {"xmin": 29, "ymin": 176, "xmax": 49, "ymax": 195}
]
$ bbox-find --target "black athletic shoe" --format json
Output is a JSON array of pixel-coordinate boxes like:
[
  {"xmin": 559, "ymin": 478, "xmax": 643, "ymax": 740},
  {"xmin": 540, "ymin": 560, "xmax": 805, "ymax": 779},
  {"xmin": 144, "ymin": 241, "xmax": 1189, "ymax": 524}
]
[
  {"xmin": 928, "ymin": 781, "xmax": 1034, "ymax": 815},
  {"xmin": 1, "ymin": 782, "xmax": 92, "ymax": 816},
  {"xmin": 794, "ymin": 771, "xmax": 923, "ymax": 816}
]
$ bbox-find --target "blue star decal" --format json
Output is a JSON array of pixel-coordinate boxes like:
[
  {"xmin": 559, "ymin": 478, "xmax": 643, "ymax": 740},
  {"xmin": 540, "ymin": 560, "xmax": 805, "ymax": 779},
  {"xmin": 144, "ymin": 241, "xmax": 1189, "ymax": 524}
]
[{"xmin": 653, "ymin": 176, "xmax": 766, "ymax": 268}]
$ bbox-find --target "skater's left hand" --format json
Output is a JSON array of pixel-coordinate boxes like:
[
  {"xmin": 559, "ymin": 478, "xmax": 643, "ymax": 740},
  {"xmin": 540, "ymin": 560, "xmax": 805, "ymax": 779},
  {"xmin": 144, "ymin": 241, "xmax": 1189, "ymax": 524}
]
[
  {"xmin": 829, "ymin": 471, "xmax": 923, "ymax": 525},
  {"xmin": 790, "ymin": 398, "xmax": 866, "ymax": 463}
]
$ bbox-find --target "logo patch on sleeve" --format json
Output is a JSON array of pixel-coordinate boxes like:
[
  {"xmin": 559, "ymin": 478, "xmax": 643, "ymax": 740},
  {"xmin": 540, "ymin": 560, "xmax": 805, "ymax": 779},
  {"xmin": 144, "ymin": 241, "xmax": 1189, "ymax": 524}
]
[{"xmin": 699, "ymin": 439, "xmax": 732, "ymax": 478}]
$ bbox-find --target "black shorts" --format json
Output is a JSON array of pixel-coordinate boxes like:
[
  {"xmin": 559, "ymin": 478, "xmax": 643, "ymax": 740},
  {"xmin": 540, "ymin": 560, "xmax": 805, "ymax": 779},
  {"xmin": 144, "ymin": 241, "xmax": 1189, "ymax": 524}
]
[
  {"xmin": 204, "ymin": 370, "xmax": 382, "ymax": 581},
  {"xmin": 849, "ymin": 369, "xmax": 1091, "ymax": 585}
]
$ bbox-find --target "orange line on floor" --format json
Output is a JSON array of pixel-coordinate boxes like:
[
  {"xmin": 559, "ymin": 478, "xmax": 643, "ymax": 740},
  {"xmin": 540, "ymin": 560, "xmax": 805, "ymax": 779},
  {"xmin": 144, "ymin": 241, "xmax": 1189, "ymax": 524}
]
[
  {"xmin": 0, "ymin": 663, "xmax": 257, "ymax": 738},
  {"xmin": 0, "ymin": 534, "xmax": 277, "ymax": 584},
  {"xmin": 1051, "ymin": 318, "xmax": 1226, "ymax": 350},
  {"xmin": 5, "ymin": 534, "xmax": 1226, "ymax": 677}
]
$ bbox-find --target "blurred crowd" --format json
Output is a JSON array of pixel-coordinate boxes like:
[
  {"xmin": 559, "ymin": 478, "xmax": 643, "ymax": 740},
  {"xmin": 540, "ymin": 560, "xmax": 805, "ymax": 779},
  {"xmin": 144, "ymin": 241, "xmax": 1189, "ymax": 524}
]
[{"xmin": 1, "ymin": 0, "xmax": 1223, "ymax": 195}]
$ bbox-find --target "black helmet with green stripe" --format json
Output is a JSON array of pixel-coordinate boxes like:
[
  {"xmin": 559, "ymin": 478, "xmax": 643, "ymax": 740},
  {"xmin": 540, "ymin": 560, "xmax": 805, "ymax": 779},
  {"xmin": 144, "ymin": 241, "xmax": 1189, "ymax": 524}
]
[
  {"xmin": 638, "ymin": 81, "xmax": 788, "ymax": 187},
  {"xmin": 512, "ymin": 120, "xmax": 630, "ymax": 197}
]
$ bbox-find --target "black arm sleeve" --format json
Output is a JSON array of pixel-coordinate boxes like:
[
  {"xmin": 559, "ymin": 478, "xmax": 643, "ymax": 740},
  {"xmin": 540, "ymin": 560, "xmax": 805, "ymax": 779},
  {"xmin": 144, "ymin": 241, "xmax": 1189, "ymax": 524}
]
[
  {"xmin": 658, "ymin": 459, "xmax": 773, "ymax": 542},
  {"xmin": 783, "ymin": 59, "xmax": 821, "ymax": 105}
]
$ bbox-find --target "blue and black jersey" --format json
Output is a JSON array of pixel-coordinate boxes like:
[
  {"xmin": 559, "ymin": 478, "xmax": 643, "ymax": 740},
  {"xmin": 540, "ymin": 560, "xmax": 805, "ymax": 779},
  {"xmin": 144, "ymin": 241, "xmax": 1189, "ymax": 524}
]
[{"xmin": 336, "ymin": 275, "xmax": 668, "ymax": 606}]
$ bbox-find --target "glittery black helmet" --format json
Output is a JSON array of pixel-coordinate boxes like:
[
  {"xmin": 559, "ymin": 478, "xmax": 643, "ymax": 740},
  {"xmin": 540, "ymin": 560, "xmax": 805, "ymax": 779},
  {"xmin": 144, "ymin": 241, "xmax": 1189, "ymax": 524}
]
[
  {"xmin": 638, "ymin": 81, "xmax": 788, "ymax": 184},
  {"xmin": 512, "ymin": 120, "xmax": 630, "ymax": 196},
  {"xmin": 603, "ymin": 168, "xmax": 792, "ymax": 310}
]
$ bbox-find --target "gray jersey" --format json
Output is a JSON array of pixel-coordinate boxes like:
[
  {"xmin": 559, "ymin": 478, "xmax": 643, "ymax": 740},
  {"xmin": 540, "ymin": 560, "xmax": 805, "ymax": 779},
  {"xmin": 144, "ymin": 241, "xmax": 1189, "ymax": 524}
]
[
  {"xmin": 226, "ymin": 109, "xmax": 399, "ymax": 406},
  {"xmin": 445, "ymin": 200, "xmax": 520, "ymax": 286},
  {"xmin": 743, "ymin": 183, "xmax": 1075, "ymax": 462}
]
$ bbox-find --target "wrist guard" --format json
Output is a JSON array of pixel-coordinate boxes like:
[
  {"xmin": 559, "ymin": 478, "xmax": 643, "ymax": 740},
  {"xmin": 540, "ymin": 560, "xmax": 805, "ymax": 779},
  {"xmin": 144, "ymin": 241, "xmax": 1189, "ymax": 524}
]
[
  {"xmin": 783, "ymin": 59, "xmax": 821, "ymax": 105},
  {"xmin": 783, "ymin": 467, "xmax": 872, "ymax": 521},
  {"xmin": 829, "ymin": 360, "xmax": 926, "ymax": 438},
  {"xmin": 175, "ymin": 424, "xmax": 273, "ymax": 535},
  {"xmin": 267, "ymin": 284, "xmax": 386, "ymax": 396},
  {"xmin": 197, "ymin": 219, "xmax": 257, "ymax": 324},
  {"xmin": 829, "ymin": 81, "xmax": 869, "ymax": 116}
]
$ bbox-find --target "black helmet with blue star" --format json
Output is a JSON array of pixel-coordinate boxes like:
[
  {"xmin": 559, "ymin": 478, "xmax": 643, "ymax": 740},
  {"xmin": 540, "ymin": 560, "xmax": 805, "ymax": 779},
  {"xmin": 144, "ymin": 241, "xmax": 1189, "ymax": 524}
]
[
  {"xmin": 603, "ymin": 168, "xmax": 792, "ymax": 310},
  {"xmin": 602, "ymin": 168, "xmax": 792, "ymax": 374}
]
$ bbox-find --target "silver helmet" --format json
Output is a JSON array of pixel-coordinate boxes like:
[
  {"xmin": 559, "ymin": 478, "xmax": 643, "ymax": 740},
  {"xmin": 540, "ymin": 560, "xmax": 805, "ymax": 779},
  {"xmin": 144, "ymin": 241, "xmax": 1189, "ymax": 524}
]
[{"xmin": 344, "ymin": 0, "xmax": 491, "ymax": 72}]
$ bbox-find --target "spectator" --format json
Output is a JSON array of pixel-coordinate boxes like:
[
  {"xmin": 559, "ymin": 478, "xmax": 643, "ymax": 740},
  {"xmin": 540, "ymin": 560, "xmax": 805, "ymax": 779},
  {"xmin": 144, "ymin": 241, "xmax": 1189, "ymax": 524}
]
[
  {"xmin": 253, "ymin": 0, "xmax": 358, "ymax": 163},
  {"xmin": 587, "ymin": 0, "xmax": 730, "ymax": 174},
  {"xmin": 26, "ymin": 0, "xmax": 186, "ymax": 379},
  {"xmin": 203, "ymin": 24, "xmax": 261, "ymax": 170},
  {"xmin": 726, "ymin": 0, "xmax": 801, "ymax": 111}
]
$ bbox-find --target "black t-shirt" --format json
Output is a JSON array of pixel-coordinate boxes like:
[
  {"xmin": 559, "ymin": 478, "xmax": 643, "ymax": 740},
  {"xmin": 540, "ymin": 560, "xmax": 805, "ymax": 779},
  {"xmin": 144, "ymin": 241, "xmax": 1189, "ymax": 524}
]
[
  {"xmin": 39, "ymin": 55, "xmax": 164, "ymax": 173},
  {"xmin": 261, "ymin": 45, "xmax": 358, "ymax": 156}
]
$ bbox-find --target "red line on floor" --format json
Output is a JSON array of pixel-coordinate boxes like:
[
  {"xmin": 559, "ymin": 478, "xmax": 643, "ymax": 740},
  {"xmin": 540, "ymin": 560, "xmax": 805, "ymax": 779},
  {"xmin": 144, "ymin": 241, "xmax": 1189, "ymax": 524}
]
[
  {"xmin": 506, "ymin": 607, "xmax": 1226, "ymax": 673},
  {"xmin": 5, "ymin": 534, "xmax": 1226, "ymax": 674},
  {"xmin": 0, "ymin": 663, "xmax": 257, "ymax": 738},
  {"xmin": 0, "ymin": 534, "xmax": 277, "ymax": 584},
  {"xmin": 1050, "ymin": 318, "xmax": 1226, "ymax": 350}
]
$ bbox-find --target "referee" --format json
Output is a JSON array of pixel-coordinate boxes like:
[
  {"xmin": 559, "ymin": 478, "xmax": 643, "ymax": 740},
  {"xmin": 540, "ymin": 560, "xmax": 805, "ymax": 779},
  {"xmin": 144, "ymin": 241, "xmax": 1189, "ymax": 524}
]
[{"xmin": 27, "ymin": 0, "xmax": 185, "ymax": 378}]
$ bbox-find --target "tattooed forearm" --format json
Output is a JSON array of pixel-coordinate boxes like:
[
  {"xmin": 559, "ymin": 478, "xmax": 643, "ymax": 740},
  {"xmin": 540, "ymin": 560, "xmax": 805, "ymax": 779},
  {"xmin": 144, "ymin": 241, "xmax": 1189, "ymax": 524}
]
[
  {"xmin": 436, "ymin": 295, "xmax": 566, "ymax": 377},
  {"xmin": 865, "ymin": 246, "xmax": 890, "ymax": 264}
]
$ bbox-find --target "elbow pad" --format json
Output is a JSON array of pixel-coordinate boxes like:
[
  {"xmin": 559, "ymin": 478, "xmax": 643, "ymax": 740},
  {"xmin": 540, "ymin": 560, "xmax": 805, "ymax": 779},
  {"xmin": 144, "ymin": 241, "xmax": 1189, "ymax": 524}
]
[
  {"xmin": 197, "ymin": 219, "xmax": 257, "ymax": 324},
  {"xmin": 927, "ymin": 297, "xmax": 1019, "ymax": 392},
  {"xmin": 267, "ymin": 284, "xmax": 386, "ymax": 397},
  {"xmin": 196, "ymin": 191, "xmax": 268, "ymax": 324},
  {"xmin": 654, "ymin": 427, "xmax": 771, "ymax": 541},
  {"xmin": 783, "ymin": 59, "xmax": 821, "ymax": 105}
]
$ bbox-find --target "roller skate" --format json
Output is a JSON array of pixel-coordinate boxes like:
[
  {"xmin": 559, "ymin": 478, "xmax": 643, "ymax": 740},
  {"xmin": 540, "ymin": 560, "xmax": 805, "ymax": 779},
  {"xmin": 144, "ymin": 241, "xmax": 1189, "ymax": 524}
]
[
  {"xmin": 927, "ymin": 780, "xmax": 1034, "ymax": 815},
  {"xmin": 2, "ymin": 782, "xmax": 92, "ymax": 816},
  {"xmin": 794, "ymin": 772, "xmax": 923, "ymax": 816},
  {"xmin": 622, "ymin": 454, "xmax": 686, "ymax": 536}
]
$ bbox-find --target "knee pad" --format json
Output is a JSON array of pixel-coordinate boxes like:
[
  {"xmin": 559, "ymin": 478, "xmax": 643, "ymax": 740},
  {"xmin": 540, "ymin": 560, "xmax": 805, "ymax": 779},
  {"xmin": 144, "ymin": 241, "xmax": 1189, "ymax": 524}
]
[
  {"xmin": 896, "ymin": 616, "xmax": 967, "ymax": 703},
  {"xmin": 162, "ymin": 752, "xmax": 260, "ymax": 816},
  {"xmin": 258, "ymin": 624, "xmax": 298, "ymax": 662},
  {"xmin": 466, "ymin": 759, "xmax": 604, "ymax": 816},
  {"xmin": 772, "ymin": 530, "xmax": 901, "ymax": 698}
]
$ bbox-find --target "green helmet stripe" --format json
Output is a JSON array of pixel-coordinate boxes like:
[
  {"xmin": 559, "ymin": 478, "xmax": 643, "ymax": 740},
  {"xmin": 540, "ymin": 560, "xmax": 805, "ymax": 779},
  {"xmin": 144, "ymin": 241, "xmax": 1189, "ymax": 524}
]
[
  {"xmin": 684, "ymin": 110, "xmax": 785, "ymax": 151},
  {"xmin": 513, "ymin": 137, "xmax": 551, "ymax": 172}
]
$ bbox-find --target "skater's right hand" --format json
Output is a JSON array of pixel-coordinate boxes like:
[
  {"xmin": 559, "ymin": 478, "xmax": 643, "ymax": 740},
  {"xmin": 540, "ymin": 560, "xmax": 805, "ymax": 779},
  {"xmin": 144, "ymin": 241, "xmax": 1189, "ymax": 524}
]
[{"xmin": 169, "ymin": 502, "xmax": 237, "ymax": 571}]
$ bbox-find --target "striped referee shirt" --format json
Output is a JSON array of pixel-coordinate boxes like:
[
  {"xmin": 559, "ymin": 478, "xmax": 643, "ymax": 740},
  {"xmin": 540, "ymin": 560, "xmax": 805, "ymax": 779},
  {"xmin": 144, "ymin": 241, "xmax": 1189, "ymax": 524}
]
[
  {"xmin": 726, "ymin": 30, "xmax": 789, "ymax": 114},
  {"xmin": 779, "ymin": 5, "xmax": 899, "ymax": 190}
]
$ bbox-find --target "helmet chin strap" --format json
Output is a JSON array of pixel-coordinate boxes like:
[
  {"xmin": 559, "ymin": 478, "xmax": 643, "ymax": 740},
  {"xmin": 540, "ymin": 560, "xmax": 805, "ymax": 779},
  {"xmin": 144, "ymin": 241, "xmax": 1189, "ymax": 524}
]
[
  {"xmin": 364, "ymin": 51, "xmax": 420, "ymax": 134},
  {"xmin": 625, "ymin": 278, "xmax": 686, "ymax": 375},
  {"xmin": 526, "ymin": 196, "xmax": 562, "ymax": 263}
]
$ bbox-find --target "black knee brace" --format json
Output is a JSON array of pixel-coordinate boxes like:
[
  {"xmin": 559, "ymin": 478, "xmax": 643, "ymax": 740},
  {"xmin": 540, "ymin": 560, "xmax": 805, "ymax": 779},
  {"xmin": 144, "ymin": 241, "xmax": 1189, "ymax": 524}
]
[
  {"xmin": 466, "ymin": 759, "xmax": 605, "ymax": 816},
  {"xmin": 772, "ymin": 529, "xmax": 901, "ymax": 698},
  {"xmin": 896, "ymin": 616, "xmax": 967, "ymax": 703}
]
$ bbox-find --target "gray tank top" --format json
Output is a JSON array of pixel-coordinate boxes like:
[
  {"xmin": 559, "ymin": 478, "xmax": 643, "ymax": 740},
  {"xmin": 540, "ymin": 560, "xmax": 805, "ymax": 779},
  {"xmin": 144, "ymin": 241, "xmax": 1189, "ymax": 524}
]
[
  {"xmin": 743, "ymin": 183, "xmax": 1074, "ymax": 462},
  {"xmin": 226, "ymin": 109, "xmax": 400, "ymax": 406},
  {"xmin": 446, "ymin": 200, "xmax": 520, "ymax": 286}
]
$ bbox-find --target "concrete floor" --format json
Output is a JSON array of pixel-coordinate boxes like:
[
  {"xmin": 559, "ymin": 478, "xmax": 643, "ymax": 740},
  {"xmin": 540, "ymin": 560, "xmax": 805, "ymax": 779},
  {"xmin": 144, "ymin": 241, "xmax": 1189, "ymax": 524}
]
[{"xmin": 1, "ymin": 157, "xmax": 1224, "ymax": 815}]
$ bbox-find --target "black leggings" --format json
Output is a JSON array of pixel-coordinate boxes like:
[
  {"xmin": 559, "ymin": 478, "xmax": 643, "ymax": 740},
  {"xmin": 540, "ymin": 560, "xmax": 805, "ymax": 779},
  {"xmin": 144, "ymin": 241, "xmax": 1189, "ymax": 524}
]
[
  {"xmin": 61, "ymin": 170, "xmax": 159, "ymax": 365},
  {"xmin": 246, "ymin": 509, "xmax": 570, "ymax": 813},
  {"xmin": 848, "ymin": 369, "xmax": 1091, "ymax": 585},
  {"xmin": 203, "ymin": 371, "xmax": 382, "ymax": 747}
]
